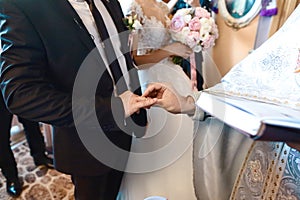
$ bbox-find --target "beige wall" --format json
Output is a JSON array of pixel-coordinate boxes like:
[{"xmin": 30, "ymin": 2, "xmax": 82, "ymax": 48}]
[
  {"xmin": 212, "ymin": 15, "xmax": 259, "ymax": 76},
  {"xmin": 212, "ymin": 1, "xmax": 300, "ymax": 77}
]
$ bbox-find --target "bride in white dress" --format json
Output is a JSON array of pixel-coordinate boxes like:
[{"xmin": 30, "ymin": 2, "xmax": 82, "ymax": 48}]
[{"xmin": 119, "ymin": 0, "xmax": 197, "ymax": 199}]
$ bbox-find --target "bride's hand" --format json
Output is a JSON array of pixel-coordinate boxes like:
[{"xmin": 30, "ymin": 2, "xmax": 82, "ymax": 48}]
[
  {"xmin": 143, "ymin": 83, "xmax": 196, "ymax": 114},
  {"xmin": 163, "ymin": 42, "xmax": 193, "ymax": 59}
]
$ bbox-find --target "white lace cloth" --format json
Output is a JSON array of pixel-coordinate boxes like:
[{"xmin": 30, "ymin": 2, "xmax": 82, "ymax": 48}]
[{"xmin": 209, "ymin": 4, "xmax": 300, "ymax": 109}]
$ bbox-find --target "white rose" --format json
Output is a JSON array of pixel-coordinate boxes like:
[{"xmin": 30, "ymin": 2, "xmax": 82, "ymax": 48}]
[
  {"xmin": 181, "ymin": 27, "xmax": 190, "ymax": 36},
  {"xmin": 200, "ymin": 18, "xmax": 212, "ymax": 33},
  {"xmin": 171, "ymin": 31, "xmax": 184, "ymax": 42},
  {"xmin": 184, "ymin": 14, "xmax": 192, "ymax": 23},
  {"xmin": 177, "ymin": 8, "xmax": 191, "ymax": 16},
  {"xmin": 180, "ymin": 27, "xmax": 191, "ymax": 43},
  {"xmin": 199, "ymin": 30, "xmax": 210, "ymax": 41}
]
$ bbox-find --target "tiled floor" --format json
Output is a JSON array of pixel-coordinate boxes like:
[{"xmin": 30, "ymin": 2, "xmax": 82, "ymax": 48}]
[{"xmin": 0, "ymin": 143, "xmax": 74, "ymax": 200}]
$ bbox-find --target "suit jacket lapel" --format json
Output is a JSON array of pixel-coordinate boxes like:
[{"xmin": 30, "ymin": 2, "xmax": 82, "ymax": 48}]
[
  {"xmin": 99, "ymin": 0, "xmax": 132, "ymax": 63},
  {"xmin": 100, "ymin": 0, "xmax": 127, "ymax": 32},
  {"xmin": 100, "ymin": 0, "xmax": 142, "ymax": 93},
  {"xmin": 53, "ymin": 0, "xmax": 96, "ymax": 51},
  {"xmin": 54, "ymin": 0, "xmax": 128, "ymax": 55},
  {"xmin": 53, "ymin": 0, "xmax": 140, "ymax": 91}
]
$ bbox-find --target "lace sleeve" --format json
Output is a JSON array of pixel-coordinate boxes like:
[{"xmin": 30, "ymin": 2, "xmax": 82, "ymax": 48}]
[
  {"xmin": 130, "ymin": 1, "xmax": 145, "ymax": 24},
  {"xmin": 130, "ymin": 1, "xmax": 172, "ymax": 56}
]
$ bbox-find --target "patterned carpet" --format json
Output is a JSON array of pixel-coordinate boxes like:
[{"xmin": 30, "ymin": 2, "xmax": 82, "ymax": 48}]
[{"xmin": 0, "ymin": 142, "xmax": 74, "ymax": 200}]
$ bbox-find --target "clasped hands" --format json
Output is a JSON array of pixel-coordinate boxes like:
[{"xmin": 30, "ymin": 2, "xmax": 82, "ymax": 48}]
[{"xmin": 120, "ymin": 83, "xmax": 196, "ymax": 118}]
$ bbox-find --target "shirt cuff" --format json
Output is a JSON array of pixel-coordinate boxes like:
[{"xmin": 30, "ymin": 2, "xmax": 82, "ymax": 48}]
[{"xmin": 187, "ymin": 91, "xmax": 206, "ymax": 121}]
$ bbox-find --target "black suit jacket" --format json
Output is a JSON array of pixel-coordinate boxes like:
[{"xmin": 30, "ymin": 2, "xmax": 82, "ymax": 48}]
[{"xmin": 0, "ymin": 0, "xmax": 146, "ymax": 175}]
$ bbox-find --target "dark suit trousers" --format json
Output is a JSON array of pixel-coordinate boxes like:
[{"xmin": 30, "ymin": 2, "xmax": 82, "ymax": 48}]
[
  {"xmin": 71, "ymin": 169, "xmax": 124, "ymax": 200},
  {"xmin": 0, "ymin": 95, "xmax": 46, "ymax": 180}
]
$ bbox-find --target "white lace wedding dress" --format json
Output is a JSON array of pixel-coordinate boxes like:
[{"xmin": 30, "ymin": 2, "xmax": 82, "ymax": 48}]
[{"xmin": 118, "ymin": 1, "xmax": 197, "ymax": 200}]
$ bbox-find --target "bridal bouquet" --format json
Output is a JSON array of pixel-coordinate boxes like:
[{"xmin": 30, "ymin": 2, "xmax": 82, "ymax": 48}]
[{"xmin": 169, "ymin": 7, "xmax": 219, "ymax": 52}]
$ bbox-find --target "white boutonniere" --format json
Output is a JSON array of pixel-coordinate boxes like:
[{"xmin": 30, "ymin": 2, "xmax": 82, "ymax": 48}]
[{"xmin": 123, "ymin": 14, "xmax": 142, "ymax": 31}]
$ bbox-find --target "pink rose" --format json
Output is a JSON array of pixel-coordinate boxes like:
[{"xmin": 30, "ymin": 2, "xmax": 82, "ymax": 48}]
[
  {"xmin": 186, "ymin": 31, "xmax": 200, "ymax": 48},
  {"xmin": 189, "ymin": 17, "xmax": 201, "ymax": 31},
  {"xmin": 201, "ymin": 35, "xmax": 216, "ymax": 50},
  {"xmin": 194, "ymin": 7, "xmax": 210, "ymax": 18},
  {"xmin": 170, "ymin": 15, "xmax": 186, "ymax": 32}
]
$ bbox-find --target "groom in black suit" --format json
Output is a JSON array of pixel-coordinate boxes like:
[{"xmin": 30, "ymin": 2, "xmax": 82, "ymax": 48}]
[{"xmin": 0, "ymin": 0, "xmax": 154, "ymax": 199}]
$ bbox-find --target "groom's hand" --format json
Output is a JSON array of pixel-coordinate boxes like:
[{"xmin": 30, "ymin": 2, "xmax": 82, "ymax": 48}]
[{"xmin": 119, "ymin": 91, "xmax": 157, "ymax": 118}]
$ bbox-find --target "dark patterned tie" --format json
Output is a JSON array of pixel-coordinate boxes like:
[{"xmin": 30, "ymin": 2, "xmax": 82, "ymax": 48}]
[{"xmin": 85, "ymin": 0, "xmax": 127, "ymax": 94}]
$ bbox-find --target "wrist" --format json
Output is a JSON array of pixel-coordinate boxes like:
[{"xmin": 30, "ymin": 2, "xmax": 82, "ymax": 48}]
[
  {"xmin": 182, "ymin": 95, "xmax": 196, "ymax": 115},
  {"xmin": 161, "ymin": 45, "xmax": 174, "ymax": 57}
]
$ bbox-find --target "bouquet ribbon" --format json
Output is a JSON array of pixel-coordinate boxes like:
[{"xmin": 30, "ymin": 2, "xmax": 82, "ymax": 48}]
[{"xmin": 190, "ymin": 53, "xmax": 198, "ymax": 91}]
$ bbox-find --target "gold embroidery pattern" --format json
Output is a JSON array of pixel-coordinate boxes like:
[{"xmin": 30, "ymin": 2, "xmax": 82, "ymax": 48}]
[
  {"xmin": 248, "ymin": 160, "xmax": 264, "ymax": 183},
  {"xmin": 231, "ymin": 143, "xmax": 300, "ymax": 200}
]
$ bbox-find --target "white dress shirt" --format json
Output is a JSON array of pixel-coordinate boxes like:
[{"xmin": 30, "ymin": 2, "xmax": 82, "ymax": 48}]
[{"xmin": 68, "ymin": 0, "xmax": 130, "ymax": 92}]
